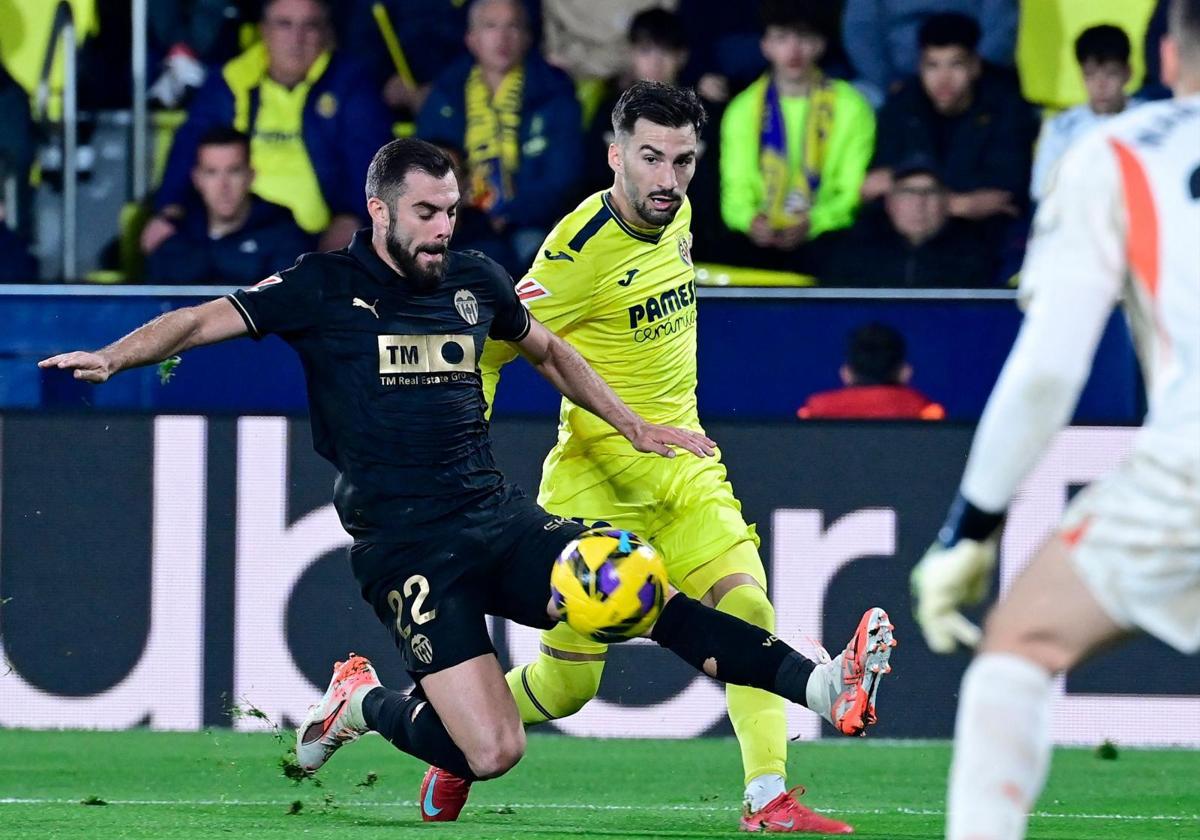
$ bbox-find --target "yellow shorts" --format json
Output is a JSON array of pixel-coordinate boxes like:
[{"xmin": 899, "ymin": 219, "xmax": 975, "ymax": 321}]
[{"xmin": 537, "ymin": 446, "xmax": 763, "ymax": 601}]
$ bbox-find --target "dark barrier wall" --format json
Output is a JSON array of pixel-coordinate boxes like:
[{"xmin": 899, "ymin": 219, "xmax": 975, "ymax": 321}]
[
  {"xmin": 1, "ymin": 416, "xmax": 1193, "ymax": 744},
  {"xmin": 1, "ymin": 288, "xmax": 1141, "ymax": 422}
]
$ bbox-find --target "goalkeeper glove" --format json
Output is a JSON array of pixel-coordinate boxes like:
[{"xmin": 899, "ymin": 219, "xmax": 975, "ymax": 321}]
[{"xmin": 911, "ymin": 493, "xmax": 1005, "ymax": 654}]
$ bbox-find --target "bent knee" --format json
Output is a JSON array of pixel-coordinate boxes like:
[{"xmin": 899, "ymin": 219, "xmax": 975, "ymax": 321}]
[
  {"xmin": 714, "ymin": 582, "xmax": 775, "ymax": 633},
  {"xmin": 467, "ymin": 728, "xmax": 526, "ymax": 780},
  {"xmin": 981, "ymin": 608, "xmax": 1078, "ymax": 673},
  {"xmin": 533, "ymin": 654, "xmax": 605, "ymax": 719}
]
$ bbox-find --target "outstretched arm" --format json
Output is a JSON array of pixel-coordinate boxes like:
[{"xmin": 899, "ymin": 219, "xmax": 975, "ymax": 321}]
[
  {"xmin": 38, "ymin": 297, "xmax": 248, "ymax": 383},
  {"xmin": 513, "ymin": 318, "xmax": 715, "ymax": 458},
  {"xmin": 911, "ymin": 130, "xmax": 1125, "ymax": 654}
]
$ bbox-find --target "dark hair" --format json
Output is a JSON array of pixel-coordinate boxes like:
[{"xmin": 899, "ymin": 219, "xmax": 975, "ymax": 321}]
[
  {"xmin": 612, "ymin": 80, "xmax": 707, "ymax": 137},
  {"xmin": 759, "ymin": 0, "xmax": 833, "ymax": 39},
  {"xmin": 1075, "ymin": 24, "xmax": 1131, "ymax": 65},
  {"xmin": 1171, "ymin": 0, "xmax": 1200, "ymax": 59},
  {"xmin": 846, "ymin": 323, "xmax": 907, "ymax": 386},
  {"xmin": 365, "ymin": 138, "xmax": 454, "ymax": 207},
  {"xmin": 261, "ymin": 0, "xmax": 331, "ymax": 20},
  {"xmin": 197, "ymin": 126, "xmax": 250, "ymax": 159},
  {"xmin": 918, "ymin": 12, "xmax": 981, "ymax": 53},
  {"xmin": 629, "ymin": 7, "xmax": 687, "ymax": 51}
]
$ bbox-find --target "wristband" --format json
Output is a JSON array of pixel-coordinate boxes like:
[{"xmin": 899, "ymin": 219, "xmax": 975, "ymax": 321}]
[{"xmin": 937, "ymin": 491, "xmax": 1005, "ymax": 547}]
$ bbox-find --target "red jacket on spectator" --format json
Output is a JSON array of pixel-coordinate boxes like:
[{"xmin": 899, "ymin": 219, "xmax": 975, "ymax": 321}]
[{"xmin": 798, "ymin": 385, "xmax": 945, "ymax": 420}]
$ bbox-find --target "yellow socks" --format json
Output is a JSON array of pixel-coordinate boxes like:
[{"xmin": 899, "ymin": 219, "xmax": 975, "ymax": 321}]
[{"xmin": 717, "ymin": 583, "xmax": 788, "ymax": 786}]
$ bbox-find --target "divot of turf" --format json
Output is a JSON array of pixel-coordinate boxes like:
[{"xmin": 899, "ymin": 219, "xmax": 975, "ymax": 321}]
[
  {"xmin": 1096, "ymin": 740, "xmax": 1120, "ymax": 760},
  {"xmin": 279, "ymin": 754, "xmax": 309, "ymax": 783}
]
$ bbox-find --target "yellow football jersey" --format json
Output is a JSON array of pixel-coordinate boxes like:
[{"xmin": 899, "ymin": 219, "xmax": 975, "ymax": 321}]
[{"xmin": 480, "ymin": 190, "xmax": 701, "ymax": 457}]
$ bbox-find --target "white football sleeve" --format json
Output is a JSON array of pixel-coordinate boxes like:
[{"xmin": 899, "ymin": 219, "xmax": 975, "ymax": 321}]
[{"xmin": 961, "ymin": 131, "xmax": 1126, "ymax": 513}]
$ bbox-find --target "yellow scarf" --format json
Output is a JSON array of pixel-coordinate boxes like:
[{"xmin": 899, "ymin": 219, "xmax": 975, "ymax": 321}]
[
  {"xmin": 759, "ymin": 70, "xmax": 837, "ymax": 229},
  {"xmin": 465, "ymin": 64, "xmax": 524, "ymax": 213}
]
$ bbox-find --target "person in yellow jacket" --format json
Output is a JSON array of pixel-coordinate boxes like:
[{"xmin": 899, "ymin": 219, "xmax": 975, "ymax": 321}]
[
  {"xmin": 720, "ymin": 0, "xmax": 874, "ymax": 264},
  {"xmin": 421, "ymin": 81, "xmax": 895, "ymax": 834},
  {"xmin": 144, "ymin": 0, "xmax": 392, "ymax": 256}
]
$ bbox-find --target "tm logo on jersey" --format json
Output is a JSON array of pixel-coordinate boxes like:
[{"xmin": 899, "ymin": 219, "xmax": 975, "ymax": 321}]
[{"xmin": 377, "ymin": 334, "xmax": 477, "ymax": 384}]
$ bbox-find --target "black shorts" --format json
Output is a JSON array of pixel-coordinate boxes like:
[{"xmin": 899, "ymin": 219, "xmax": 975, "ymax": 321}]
[{"xmin": 351, "ymin": 491, "xmax": 586, "ymax": 676}]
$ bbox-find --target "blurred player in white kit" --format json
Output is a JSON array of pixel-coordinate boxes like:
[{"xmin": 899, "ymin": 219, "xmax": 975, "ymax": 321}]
[{"xmin": 910, "ymin": 0, "xmax": 1200, "ymax": 836}]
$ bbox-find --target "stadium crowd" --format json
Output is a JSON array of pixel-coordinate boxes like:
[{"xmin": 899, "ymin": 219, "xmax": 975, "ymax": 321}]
[{"xmin": 0, "ymin": 0, "xmax": 1167, "ymax": 288}]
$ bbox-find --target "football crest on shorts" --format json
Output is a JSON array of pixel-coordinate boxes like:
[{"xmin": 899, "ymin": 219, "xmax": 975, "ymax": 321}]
[
  {"xmin": 411, "ymin": 634, "xmax": 434, "ymax": 665},
  {"xmin": 454, "ymin": 290, "xmax": 479, "ymax": 325}
]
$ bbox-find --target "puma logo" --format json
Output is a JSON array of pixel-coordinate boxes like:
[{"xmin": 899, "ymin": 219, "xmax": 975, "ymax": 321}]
[
  {"xmin": 543, "ymin": 249, "xmax": 574, "ymax": 262},
  {"xmin": 353, "ymin": 297, "xmax": 380, "ymax": 319}
]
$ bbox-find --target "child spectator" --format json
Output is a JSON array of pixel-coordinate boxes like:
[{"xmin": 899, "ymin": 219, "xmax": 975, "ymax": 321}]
[
  {"xmin": 798, "ymin": 322, "xmax": 945, "ymax": 420},
  {"xmin": 1031, "ymin": 25, "xmax": 1138, "ymax": 202},
  {"xmin": 720, "ymin": 0, "xmax": 874, "ymax": 263}
]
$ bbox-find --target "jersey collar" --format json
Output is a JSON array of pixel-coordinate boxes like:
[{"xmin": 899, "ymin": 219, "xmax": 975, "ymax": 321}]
[
  {"xmin": 349, "ymin": 229, "xmax": 405, "ymax": 287},
  {"xmin": 602, "ymin": 191, "xmax": 664, "ymax": 244}
]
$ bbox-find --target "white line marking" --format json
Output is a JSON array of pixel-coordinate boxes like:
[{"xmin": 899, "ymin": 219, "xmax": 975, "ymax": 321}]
[{"xmin": 0, "ymin": 798, "xmax": 1193, "ymax": 822}]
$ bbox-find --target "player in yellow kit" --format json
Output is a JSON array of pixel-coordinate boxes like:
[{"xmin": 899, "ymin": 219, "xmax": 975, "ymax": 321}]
[{"xmin": 426, "ymin": 82, "xmax": 874, "ymax": 833}]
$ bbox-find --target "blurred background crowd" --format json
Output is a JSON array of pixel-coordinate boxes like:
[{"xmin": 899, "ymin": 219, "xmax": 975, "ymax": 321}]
[{"xmin": 0, "ymin": 0, "xmax": 1169, "ymax": 290}]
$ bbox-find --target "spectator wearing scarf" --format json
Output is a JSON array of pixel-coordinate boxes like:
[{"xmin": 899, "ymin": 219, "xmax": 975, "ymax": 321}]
[
  {"xmin": 418, "ymin": 0, "xmax": 582, "ymax": 273},
  {"xmin": 720, "ymin": 0, "xmax": 874, "ymax": 261}
]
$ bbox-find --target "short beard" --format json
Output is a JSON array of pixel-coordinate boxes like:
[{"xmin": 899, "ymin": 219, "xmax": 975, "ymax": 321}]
[
  {"xmin": 386, "ymin": 215, "xmax": 447, "ymax": 291},
  {"xmin": 624, "ymin": 175, "xmax": 681, "ymax": 227}
]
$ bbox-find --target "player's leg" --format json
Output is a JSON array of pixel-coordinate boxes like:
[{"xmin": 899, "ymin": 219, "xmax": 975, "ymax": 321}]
[
  {"xmin": 644, "ymin": 588, "xmax": 895, "ymax": 737},
  {"xmin": 948, "ymin": 452, "xmax": 1200, "ymax": 840},
  {"xmin": 417, "ymin": 499, "xmax": 593, "ymax": 821},
  {"xmin": 678, "ymin": 543, "xmax": 790, "ymax": 817},
  {"xmin": 659, "ymin": 455, "xmax": 866, "ymax": 832},
  {"xmin": 505, "ymin": 621, "xmax": 607, "ymax": 725},
  {"xmin": 299, "ymin": 539, "xmax": 522, "ymax": 813},
  {"xmin": 495, "ymin": 492, "xmax": 891, "ymax": 730},
  {"xmin": 407, "ymin": 652, "xmax": 526, "ymax": 778},
  {"xmin": 296, "ymin": 651, "xmax": 519, "ymax": 787},
  {"xmin": 506, "ymin": 456, "xmax": 659, "ymax": 725},
  {"xmin": 946, "ymin": 535, "xmax": 1126, "ymax": 840}
]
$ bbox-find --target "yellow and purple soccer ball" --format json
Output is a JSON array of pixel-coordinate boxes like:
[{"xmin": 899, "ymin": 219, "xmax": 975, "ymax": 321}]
[{"xmin": 550, "ymin": 528, "xmax": 668, "ymax": 643}]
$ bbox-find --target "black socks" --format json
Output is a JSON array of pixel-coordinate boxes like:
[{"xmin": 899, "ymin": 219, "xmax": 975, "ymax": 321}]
[
  {"xmin": 649, "ymin": 593, "xmax": 815, "ymax": 707},
  {"xmin": 361, "ymin": 686, "xmax": 478, "ymax": 781}
]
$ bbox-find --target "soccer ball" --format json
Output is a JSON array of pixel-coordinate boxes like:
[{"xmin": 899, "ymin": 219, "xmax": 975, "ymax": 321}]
[{"xmin": 550, "ymin": 528, "xmax": 668, "ymax": 643}]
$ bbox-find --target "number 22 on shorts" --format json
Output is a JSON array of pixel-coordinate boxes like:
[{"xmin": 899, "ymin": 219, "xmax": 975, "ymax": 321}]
[{"xmin": 387, "ymin": 574, "xmax": 437, "ymax": 640}]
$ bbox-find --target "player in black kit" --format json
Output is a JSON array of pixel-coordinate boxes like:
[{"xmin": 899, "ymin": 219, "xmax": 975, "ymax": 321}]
[{"xmin": 40, "ymin": 139, "xmax": 894, "ymax": 821}]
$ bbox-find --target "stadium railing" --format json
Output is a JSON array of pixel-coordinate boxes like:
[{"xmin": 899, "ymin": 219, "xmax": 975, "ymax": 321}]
[{"xmin": 1, "ymin": 284, "xmax": 1143, "ymax": 423}]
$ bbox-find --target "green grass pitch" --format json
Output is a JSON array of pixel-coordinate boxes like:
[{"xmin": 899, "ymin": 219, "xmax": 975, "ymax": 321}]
[{"xmin": 0, "ymin": 730, "xmax": 1196, "ymax": 838}]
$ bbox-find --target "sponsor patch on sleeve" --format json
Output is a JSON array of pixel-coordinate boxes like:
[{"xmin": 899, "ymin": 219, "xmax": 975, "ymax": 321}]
[
  {"xmin": 515, "ymin": 276, "xmax": 552, "ymax": 304},
  {"xmin": 247, "ymin": 274, "xmax": 283, "ymax": 291}
]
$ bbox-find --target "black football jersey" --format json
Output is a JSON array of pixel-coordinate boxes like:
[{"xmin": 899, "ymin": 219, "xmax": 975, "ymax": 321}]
[{"xmin": 228, "ymin": 229, "xmax": 531, "ymax": 541}]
